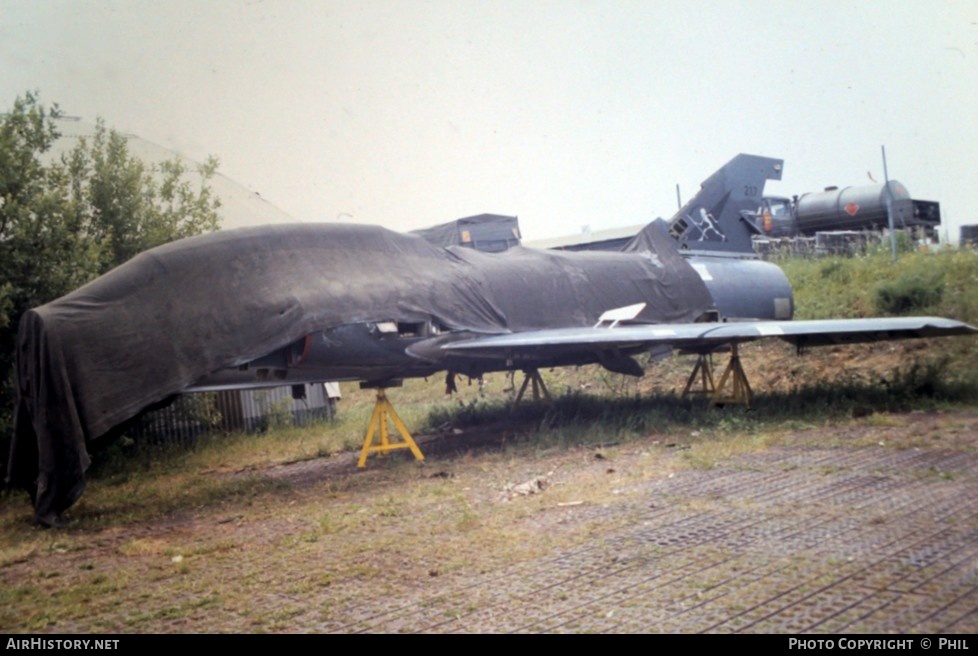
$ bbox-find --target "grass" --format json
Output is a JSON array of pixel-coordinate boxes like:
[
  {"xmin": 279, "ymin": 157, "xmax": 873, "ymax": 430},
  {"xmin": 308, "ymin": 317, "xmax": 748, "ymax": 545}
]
[
  {"xmin": 778, "ymin": 245, "xmax": 978, "ymax": 323},
  {"xmin": 0, "ymin": 379, "xmax": 972, "ymax": 634},
  {"xmin": 1, "ymin": 248, "xmax": 978, "ymax": 632},
  {"xmin": 2, "ymin": 341, "xmax": 976, "ymax": 539}
]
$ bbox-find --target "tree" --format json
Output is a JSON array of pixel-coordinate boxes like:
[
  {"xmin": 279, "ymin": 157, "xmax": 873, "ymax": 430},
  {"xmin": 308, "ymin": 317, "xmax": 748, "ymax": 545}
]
[
  {"xmin": 63, "ymin": 120, "xmax": 222, "ymax": 269},
  {"xmin": 1, "ymin": 93, "xmax": 222, "ymax": 466},
  {"xmin": 0, "ymin": 93, "xmax": 100, "ymax": 330}
]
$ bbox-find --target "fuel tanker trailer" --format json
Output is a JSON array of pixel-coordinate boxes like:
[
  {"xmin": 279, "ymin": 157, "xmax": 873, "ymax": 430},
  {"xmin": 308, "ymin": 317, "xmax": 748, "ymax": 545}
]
[{"xmin": 750, "ymin": 181, "xmax": 941, "ymax": 239}]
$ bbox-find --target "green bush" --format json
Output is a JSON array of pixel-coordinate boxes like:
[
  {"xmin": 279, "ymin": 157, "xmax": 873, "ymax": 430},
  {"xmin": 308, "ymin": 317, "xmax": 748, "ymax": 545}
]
[
  {"xmin": 782, "ymin": 248, "xmax": 978, "ymax": 323},
  {"xmin": 873, "ymin": 270, "xmax": 944, "ymax": 315}
]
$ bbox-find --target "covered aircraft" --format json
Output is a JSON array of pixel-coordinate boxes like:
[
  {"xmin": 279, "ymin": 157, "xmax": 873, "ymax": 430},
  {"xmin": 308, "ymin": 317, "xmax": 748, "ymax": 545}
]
[{"xmin": 7, "ymin": 154, "xmax": 975, "ymax": 525}]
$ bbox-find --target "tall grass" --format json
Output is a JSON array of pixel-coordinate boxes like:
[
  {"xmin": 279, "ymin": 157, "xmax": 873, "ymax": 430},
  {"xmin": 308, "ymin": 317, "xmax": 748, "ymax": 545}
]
[
  {"xmin": 425, "ymin": 356, "xmax": 977, "ymax": 441},
  {"xmin": 779, "ymin": 246, "xmax": 978, "ymax": 323}
]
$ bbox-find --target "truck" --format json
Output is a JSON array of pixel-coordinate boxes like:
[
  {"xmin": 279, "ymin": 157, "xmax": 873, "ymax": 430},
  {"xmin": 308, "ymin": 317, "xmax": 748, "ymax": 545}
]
[{"xmin": 748, "ymin": 180, "xmax": 941, "ymax": 240}]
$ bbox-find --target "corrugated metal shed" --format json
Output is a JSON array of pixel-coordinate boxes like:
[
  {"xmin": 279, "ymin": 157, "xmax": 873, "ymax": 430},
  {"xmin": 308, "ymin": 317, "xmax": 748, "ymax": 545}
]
[{"xmin": 129, "ymin": 383, "xmax": 340, "ymax": 445}]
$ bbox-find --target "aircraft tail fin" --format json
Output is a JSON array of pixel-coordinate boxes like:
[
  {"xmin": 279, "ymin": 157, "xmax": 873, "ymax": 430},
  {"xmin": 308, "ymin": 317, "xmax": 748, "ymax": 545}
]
[{"xmin": 667, "ymin": 154, "xmax": 783, "ymax": 255}]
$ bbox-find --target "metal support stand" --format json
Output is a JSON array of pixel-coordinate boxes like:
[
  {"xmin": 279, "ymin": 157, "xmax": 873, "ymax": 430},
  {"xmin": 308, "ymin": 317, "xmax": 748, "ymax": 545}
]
[
  {"xmin": 712, "ymin": 344, "xmax": 753, "ymax": 407},
  {"xmin": 681, "ymin": 354, "xmax": 716, "ymax": 398},
  {"xmin": 512, "ymin": 369, "xmax": 552, "ymax": 405},
  {"xmin": 357, "ymin": 388, "xmax": 425, "ymax": 467}
]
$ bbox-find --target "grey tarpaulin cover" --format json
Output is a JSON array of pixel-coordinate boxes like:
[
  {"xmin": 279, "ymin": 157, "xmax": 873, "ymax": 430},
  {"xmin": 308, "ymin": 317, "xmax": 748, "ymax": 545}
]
[
  {"xmin": 411, "ymin": 213, "xmax": 521, "ymax": 251},
  {"xmin": 621, "ymin": 218, "xmax": 676, "ymax": 254},
  {"xmin": 8, "ymin": 222, "xmax": 712, "ymax": 524}
]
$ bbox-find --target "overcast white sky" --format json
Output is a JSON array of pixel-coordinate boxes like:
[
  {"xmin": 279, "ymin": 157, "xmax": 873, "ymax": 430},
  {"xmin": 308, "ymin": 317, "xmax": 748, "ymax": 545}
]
[{"xmin": 1, "ymin": 0, "xmax": 976, "ymax": 241}]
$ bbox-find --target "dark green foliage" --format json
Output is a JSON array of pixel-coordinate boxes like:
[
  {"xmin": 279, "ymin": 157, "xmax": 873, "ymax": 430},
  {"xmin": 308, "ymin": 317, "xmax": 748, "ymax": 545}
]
[
  {"xmin": 0, "ymin": 93, "xmax": 221, "ymax": 467},
  {"xmin": 873, "ymin": 269, "xmax": 944, "ymax": 315},
  {"xmin": 818, "ymin": 259, "xmax": 848, "ymax": 282},
  {"xmin": 63, "ymin": 120, "xmax": 222, "ymax": 269},
  {"xmin": 781, "ymin": 248, "xmax": 978, "ymax": 324}
]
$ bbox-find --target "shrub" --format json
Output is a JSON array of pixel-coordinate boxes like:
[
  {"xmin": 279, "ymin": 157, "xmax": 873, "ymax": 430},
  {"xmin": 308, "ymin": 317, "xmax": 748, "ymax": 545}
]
[{"xmin": 873, "ymin": 270, "xmax": 944, "ymax": 315}]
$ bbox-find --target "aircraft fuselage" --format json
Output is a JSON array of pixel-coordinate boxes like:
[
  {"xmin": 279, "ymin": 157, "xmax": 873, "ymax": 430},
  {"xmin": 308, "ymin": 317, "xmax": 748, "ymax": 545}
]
[{"xmin": 189, "ymin": 250, "xmax": 794, "ymax": 390}]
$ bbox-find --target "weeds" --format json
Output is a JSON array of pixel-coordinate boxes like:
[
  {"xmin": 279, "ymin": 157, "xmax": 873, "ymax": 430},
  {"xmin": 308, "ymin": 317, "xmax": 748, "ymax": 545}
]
[
  {"xmin": 428, "ymin": 355, "xmax": 976, "ymax": 457},
  {"xmin": 873, "ymin": 269, "xmax": 944, "ymax": 315},
  {"xmin": 778, "ymin": 247, "xmax": 978, "ymax": 324},
  {"xmin": 2, "ymin": 346, "xmax": 974, "ymax": 542}
]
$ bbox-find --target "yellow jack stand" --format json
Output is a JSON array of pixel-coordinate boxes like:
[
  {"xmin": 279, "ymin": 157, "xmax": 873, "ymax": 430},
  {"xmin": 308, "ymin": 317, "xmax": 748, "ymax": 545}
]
[
  {"xmin": 357, "ymin": 388, "xmax": 425, "ymax": 467},
  {"xmin": 513, "ymin": 369, "xmax": 552, "ymax": 405},
  {"xmin": 711, "ymin": 344, "xmax": 753, "ymax": 408},
  {"xmin": 681, "ymin": 354, "xmax": 716, "ymax": 399}
]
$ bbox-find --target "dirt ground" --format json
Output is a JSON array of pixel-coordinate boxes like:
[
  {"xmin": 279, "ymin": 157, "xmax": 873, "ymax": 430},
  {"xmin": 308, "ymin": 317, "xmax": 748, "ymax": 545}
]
[{"xmin": 2, "ymin": 401, "xmax": 977, "ymax": 633}]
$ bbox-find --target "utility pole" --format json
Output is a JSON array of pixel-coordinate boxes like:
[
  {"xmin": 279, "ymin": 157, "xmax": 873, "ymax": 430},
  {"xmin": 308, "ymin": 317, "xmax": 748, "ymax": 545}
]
[{"xmin": 882, "ymin": 145, "xmax": 898, "ymax": 262}]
